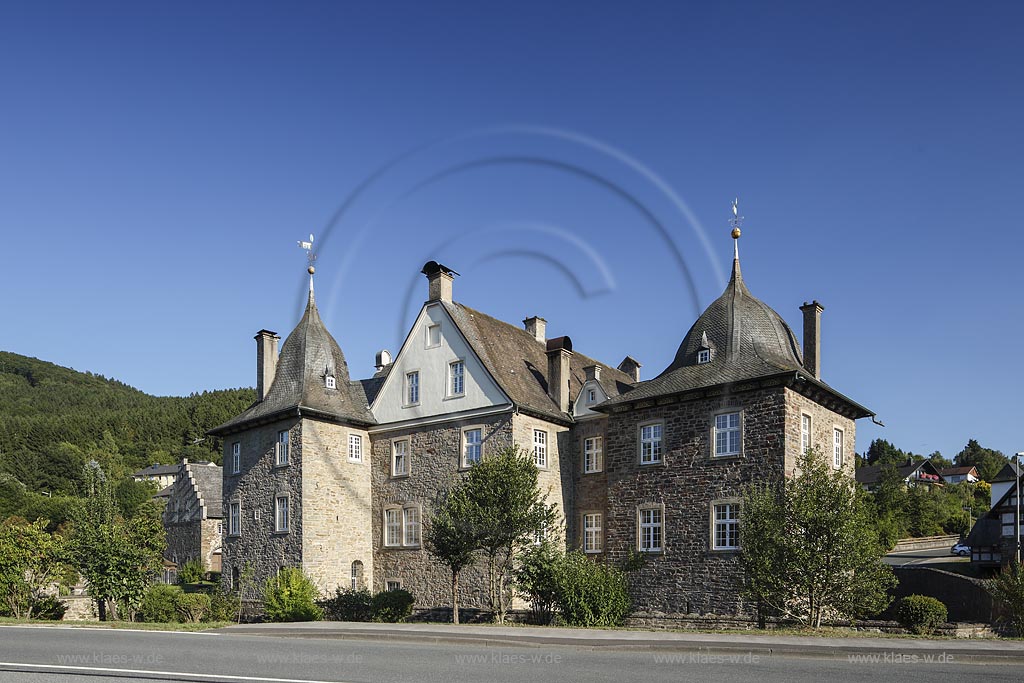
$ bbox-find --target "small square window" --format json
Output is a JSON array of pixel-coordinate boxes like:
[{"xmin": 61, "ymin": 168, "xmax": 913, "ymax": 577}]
[
  {"xmin": 349, "ymin": 434, "xmax": 363, "ymax": 463},
  {"xmin": 697, "ymin": 349, "xmax": 711, "ymax": 364},
  {"xmin": 426, "ymin": 324, "xmax": 441, "ymax": 348},
  {"xmin": 325, "ymin": 375, "xmax": 336, "ymax": 390}
]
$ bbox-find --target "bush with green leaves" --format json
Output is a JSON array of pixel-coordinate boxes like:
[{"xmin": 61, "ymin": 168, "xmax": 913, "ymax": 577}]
[
  {"xmin": 177, "ymin": 592, "xmax": 211, "ymax": 623},
  {"xmin": 320, "ymin": 588, "xmax": 373, "ymax": 622},
  {"xmin": 371, "ymin": 588, "xmax": 415, "ymax": 623},
  {"xmin": 177, "ymin": 560, "xmax": 206, "ymax": 585},
  {"xmin": 515, "ymin": 541, "xmax": 562, "ymax": 625},
  {"xmin": 986, "ymin": 562, "xmax": 1024, "ymax": 636},
  {"xmin": 207, "ymin": 590, "xmax": 240, "ymax": 623},
  {"xmin": 263, "ymin": 568, "xmax": 324, "ymax": 622},
  {"xmin": 553, "ymin": 551, "xmax": 631, "ymax": 628},
  {"xmin": 894, "ymin": 595, "xmax": 947, "ymax": 635},
  {"xmin": 139, "ymin": 584, "xmax": 182, "ymax": 623},
  {"xmin": 29, "ymin": 595, "xmax": 67, "ymax": 620}
]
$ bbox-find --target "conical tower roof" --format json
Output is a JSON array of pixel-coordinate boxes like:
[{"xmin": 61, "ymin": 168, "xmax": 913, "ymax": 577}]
[{"xmin": 210, "ymin": 282, "xmax": 375, "ymax": 435}]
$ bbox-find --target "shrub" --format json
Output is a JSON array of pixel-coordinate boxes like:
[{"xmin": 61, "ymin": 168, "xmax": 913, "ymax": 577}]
[
  {"xmin": 263, "ymin": 568, "xmax": 323, "ymax": 622},
  {"xmin": 515, "ymin": 541, "xmax": 562, "ymax": 624},
  {"xmin": 894, "ymin": 595, "xmax": 947, "ymax": 635},
  {"xmin": 986, "ymin": 561, "xmax": 1024, "ymax": 636},
  {"xmin": 30, "ymin": 595, "xmax": 67, "ymax": 620},
  {"xmin": 139, "ymin": 584, "xmax": 182, "ymax": 623},
  {"xmin": 207, "ymin": 590, "xmax": 241, "ymax": 623},
  {"xmin": 553, "ymin": 551, "xmax": 631, "ymax": 628},
  {"xmin": 177, "ymin": 593, "xmax": 211, "ymax": 623},
  {"xmin": 177, "ymin": 560, "xmax": 206, "ymax": 585},
  {"xmin": 371, "ymin": 588, "xmax": 415, "ymax": 623},
  {"xmin": 320, "ymin": 588, "xmax": 373, "ymax": 622}
]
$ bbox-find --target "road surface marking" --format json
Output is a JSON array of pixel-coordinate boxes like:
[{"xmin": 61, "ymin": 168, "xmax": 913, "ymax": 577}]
[{"xmin": 0, "ymin": 662, "xmax": 349, "ymax": 683}]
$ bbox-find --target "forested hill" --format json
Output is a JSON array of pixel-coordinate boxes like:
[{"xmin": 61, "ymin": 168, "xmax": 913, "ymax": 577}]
[{"xmin": 0, "ymin": 351, "xmax": 255, "ymax": 495}]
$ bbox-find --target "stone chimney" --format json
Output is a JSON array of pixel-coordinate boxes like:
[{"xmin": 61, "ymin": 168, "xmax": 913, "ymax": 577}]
[
  {"xmin": 421, "ymin": 261, "xmax": 457, "ymax": 303},
  {"xmin": 583, "ymin": 364, "xmax": 601, "ymax": 382},
  {"xmin": 618, "ymin": 356, "xmax": 642, "ymax": 383},
  {"xmin": 255, "ymin": 329, "xmax": 280, "ymax": 401},
  {"xmin": 799, "ymin": 301, "xmax": 824, "ymax": 380},
  {"xmin": 546, "ymin": 336, "xmax": 573, "ymax": 413},
  {"xmin": 523, "ymin": 316, "xmax": 547, "ymax": 343}
]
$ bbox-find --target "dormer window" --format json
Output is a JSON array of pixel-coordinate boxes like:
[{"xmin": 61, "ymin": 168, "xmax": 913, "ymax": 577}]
[
  {"xmin": 325, "ymin": 375, "xmax": 336, "ymax": 389},
  {"xmin": 697, "ymin": 349, "xmax": 711, "ymax": 364},
  {"xmin": 587, "ymin": 389, "xmax": 596, "ymax": 403}
]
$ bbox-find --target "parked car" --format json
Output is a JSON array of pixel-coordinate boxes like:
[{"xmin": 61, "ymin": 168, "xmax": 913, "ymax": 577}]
[{"xmin": 951, "ymin": 542, "xmax": 970, "ymax": 556}]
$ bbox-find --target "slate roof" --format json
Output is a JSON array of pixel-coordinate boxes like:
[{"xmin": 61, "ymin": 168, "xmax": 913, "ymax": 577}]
[
  {"xmin": 210, "ymin": 285, "xmax": 375, "ymax": 435},
  {"xmin": 133, "ymin": 463, "xmax": 180, "ymax": 478},
  {"xmin": 855, "ymin": 459, "xmax": 941, "ymax": 486},
  {"xmin": 965, "ymin": 517, "xmax": 1001, "ymax": 549},
  {"xmin": 991, "ymin": 461, "xmax": 1023, "ymax": 483},
  {"xmin": 597, "ymin": 257, "xmax": 873, "ymax": 419},
  {"xmin": 938, "ymin": 466, "xmax": 978, "ymax": 478},
  {"xmin": 442, "ymin": 301, "xmax": 635, "ymax": 422},
  {"xmin": 185, "ymin": 462, "xmax": 223, "ymax": 518}
]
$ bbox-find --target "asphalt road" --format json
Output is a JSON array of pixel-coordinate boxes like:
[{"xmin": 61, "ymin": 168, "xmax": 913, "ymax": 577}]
[
  {"xmin": 1, "ymin": 626, "xmax": 1023, "ymax": 683},
  {"xmin": 884, "ymin": 546, "xmax": 967, "ymax": 566}
]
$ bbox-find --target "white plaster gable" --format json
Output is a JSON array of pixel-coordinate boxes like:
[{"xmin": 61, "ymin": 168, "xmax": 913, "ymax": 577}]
[
  {"xmin": 370, "ymin": 303, "xmax": 510, "ymax": 424},
  {"xmin": 572, "ymin": 379, "xmax": 608, "ymax": 419}
]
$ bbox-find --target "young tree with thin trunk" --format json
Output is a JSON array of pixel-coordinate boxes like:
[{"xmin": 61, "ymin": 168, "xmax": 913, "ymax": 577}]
[{"xmin": 425, "ymin": 486, "xmax": 478, "ymax": 625}]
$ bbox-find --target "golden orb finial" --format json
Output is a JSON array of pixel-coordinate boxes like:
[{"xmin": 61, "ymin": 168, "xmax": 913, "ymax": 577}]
[
  {"xmin": 731, "ymin": 227, "xmax": 741, "ymax": 239},
  {"xmin": 308, "ymin": 265, "xmax": 315, "ymax": 275}
]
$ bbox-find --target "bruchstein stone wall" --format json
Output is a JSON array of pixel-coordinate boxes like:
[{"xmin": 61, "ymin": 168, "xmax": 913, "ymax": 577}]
[{"xmin": 569, "ymin": 415, "xmax": 608, "ymax": 553}]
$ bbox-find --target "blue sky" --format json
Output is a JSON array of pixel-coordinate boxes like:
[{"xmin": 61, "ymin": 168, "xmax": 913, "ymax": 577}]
[{"xmin": 1, "ymin": 1, "xmax": 1021, "ymax": 459}]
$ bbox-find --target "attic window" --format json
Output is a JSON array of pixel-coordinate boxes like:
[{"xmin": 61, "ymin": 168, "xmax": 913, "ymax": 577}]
[
  {"xmin": 325, "ymin": 375, "xmax": 337, "ymax": 390},
  {"xmin": 587, "ymin": 389, "xmax": 596, "ymax": 403},
  {"xmin": 697, "ymin": 349, "xmax": 711, "ymax": 364}
]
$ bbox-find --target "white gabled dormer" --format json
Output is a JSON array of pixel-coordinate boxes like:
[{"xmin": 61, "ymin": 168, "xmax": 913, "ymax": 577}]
[
  {"xmin": 370, "ymin": 263, "xmax": 511, "ymax": 426},
  {"xmin": 573, "ymin": 364, "xmax": 608, "ymax": 419}
]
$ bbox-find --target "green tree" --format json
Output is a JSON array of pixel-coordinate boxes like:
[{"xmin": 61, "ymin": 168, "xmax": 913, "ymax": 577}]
[
  {"xmin": 514, "ymin": 540, "xmax": 563, "ymax": 625},
  {"xmin": 863, "ymin": 439, "xmax": 912, "ymax": 467},
  {"xmin": 263, "ymin": 567, "xmax": 323, "ymax": 622},
  {"xmin": 0, "ymin": 518, "xmax": 68, "ymax": 619},
  {"xmin": 927, "ymin": 451, "xmax": 953, "ymax": 469},
  {"xmin": 954, "ymin": 439, "xmax": 1009, "ymax": 482},
  {"xmin": 424, "ymin": 486, "xmax": 479, "ymax": 624},
  {"xmin": 740, "ymin": 449, "xmax": 897, "ymax": 628},
  {"xmin": 70, "ymin": 462, "xmax": 165, "ymax": 620},
  {"xmin": 460, "ymin": 446, "xmax": 558, "ymax": 624}
]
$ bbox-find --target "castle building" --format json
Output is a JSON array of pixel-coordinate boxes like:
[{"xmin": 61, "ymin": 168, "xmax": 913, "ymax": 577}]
[{"xmin": 209, "ymin": 229, "xmax": 873, "ymax": 619}]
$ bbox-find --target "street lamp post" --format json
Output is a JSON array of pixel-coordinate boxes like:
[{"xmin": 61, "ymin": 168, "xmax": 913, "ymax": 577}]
[{"xmin": 1017, "ymin": 452, "xmax": 1024, "ymax": 565}]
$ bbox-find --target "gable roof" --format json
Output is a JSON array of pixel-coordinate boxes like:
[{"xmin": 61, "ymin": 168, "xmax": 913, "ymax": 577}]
[
  {"xmin": 210, "ymin": 285, "xmax": 375, "ymax": 435},
  {"xmin": 855, "ymin": 459, "xmax": 942, "ymax": 486},
  {"xmin": 133, "ymin": 463, "xmax": 180, "ymax": 478},
  {"xmin": 991, "ymin": 461, "xmax": 1023, "ymax": 483},
  {"xmin": 441, "ymin": 301, "xmax": 635, "ymax": 423},
  {"xmin": 938, "ymin": 466, "xmax": 978, "ymax": 478},
  {"xmin": 597, "ymin": 257, "xmax": 873, "ymax": 419}
]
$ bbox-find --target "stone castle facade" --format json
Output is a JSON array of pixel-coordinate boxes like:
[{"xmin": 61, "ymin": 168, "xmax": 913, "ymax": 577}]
[{"xmin": 209, "ymin": 243, "xmax": 873, "ymax": 619}]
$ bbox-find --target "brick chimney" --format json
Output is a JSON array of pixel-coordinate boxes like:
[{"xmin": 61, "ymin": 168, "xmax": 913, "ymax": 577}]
[
  {"xmin": 255, "ymin": 329, "xmax": 280, "ymax": 401},
  {"xmin": 583, "ymin": 364, "xmax": 601, "ymax": 382},
  {"xmin": 799, "ymin": 301, "xmax": 824, "ymax": 380},
  {"xmin": 618, "ymin": 356, "xmax": 641, "ymax": 383},
  {"xmin": 546, "ymin": 336, "xmax": 573, "ymax": 413},
  {"xmin": 523, "ymin": 316, "xmax": 547, "ymax": 343},
  {"xmin": 421, "ymin": 261, "xmax": 457, "ymax": 303}
]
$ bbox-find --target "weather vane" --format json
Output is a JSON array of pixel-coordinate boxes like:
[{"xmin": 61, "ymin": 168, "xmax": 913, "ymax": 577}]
[
  {"xmin": 297, "ymin": 233, "xmax": 316, "ymax": 274},
  {"xmin": 730, "ymin": 198, "xmax": 744, "ymax": 239}
]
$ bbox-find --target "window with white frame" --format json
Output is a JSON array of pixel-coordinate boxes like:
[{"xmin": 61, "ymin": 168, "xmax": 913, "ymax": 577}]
[
  {"xmin": 697, "ymin": 348, "xmax": 711, "ymax": 364},
  {"xmin": 449, "ymin": 360, "xmax": 465, "ymax": 396},
  {"xmin": 533, "ymin": 429, "xmax": 547, "ymax": 467},
  {"xmin": 583, "ymin": 513, "xmax": 602, "ymax": 553},
  {"xmin": 587, "ymin": 389, "xmax": 596, "ymax": 403},
  {"xmin": 463, "ymin": 428, "xmax": 482, "ymax": 467},
  {"xmin": 350, "ymin": 560, "xmax": 363, "ymax": 590},
  {"xmin": 392, "ymin": 439, "xmax": 409, "ymax": 477},
  {"xmin": 714, "ymin": 412, "xmax": 741, "ymax": 457},
  {"xmin": 405, "ymin": 371, "xmax": 419, "ymax": 405},
  {"xmin": 713, "ymin": 503, "xmax": 740, "ymax": 550},
  {"xmin": 426, "ymin": 324, "xmax": 441, "ymax": 348},
  {"xmin": 403, "ymin": 506, "xmax": 420, "ymax": 546},
  {"xmin": 640, "ymin": 423, "xmax": 662, "ymax": 464},
  {"xmin": 385, "ymin": 580, "xmax": 402, "ymax": 592},
  {"xmin": 833, "ymin": 428, "xmax": 844, "ymax": 468},
  {"xmin": 384, "ymin": 508, "xmax": 401, "ymax": 546},
  {"xmin": 325, "ymin": 375, "xmax": 336, "ymax": 390},
  {"xmin": 584, "ymin": 436, "xmax": 603, "ymax": 473},
  {"xmin": 231, "ymin": 442, "xmax": 240, "ymax": 474},
  {"xmin": 349, "ymin": 434, "xmax": 363, "ymax": 462},
  {"xmin": 275, "ymin": 495, "xmax": 289, "ymax": 533},
  {"xmin": 638, "ymin": 506, "xmax": 663, "ymax": 552},
  {"xmin": 801, "ymin": 414, "xmax": 812, "ymax": 454},
  {"xmin": 276, "ymin": 430, "xmax": 289, "ymax": 466}
]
